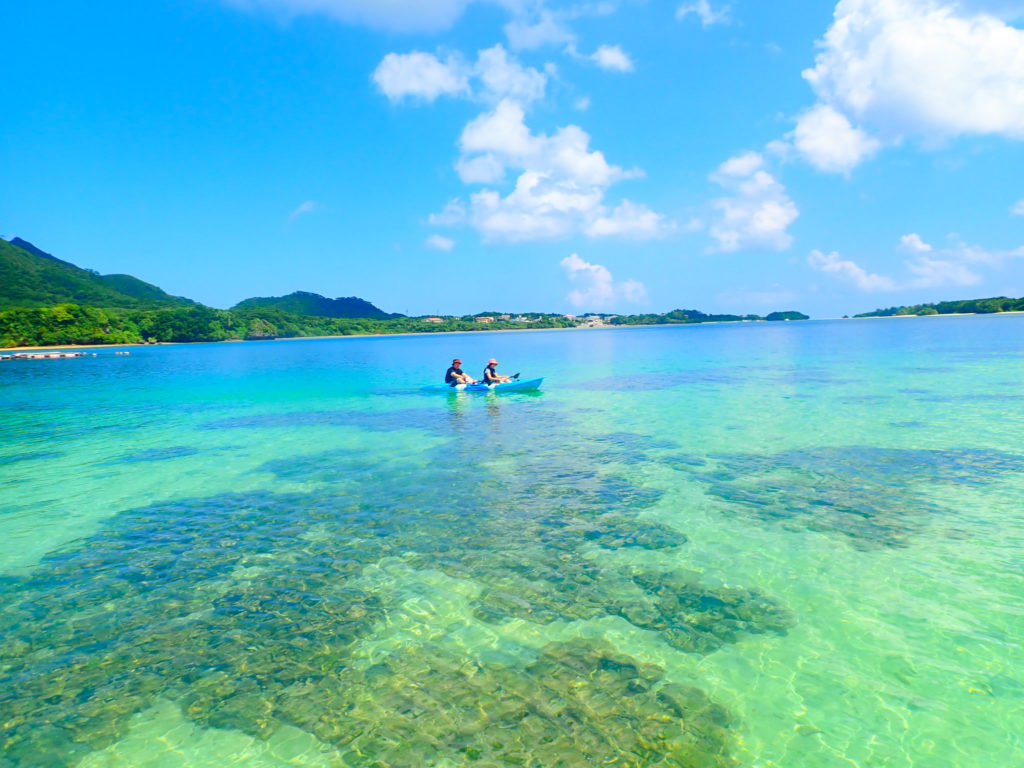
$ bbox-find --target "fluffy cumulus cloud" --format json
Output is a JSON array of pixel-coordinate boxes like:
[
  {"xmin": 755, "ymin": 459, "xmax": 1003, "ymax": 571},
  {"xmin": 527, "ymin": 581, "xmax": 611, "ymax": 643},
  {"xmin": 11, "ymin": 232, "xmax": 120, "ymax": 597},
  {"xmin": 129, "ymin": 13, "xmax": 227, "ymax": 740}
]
[
  {"xmin": 438, "ymin": 99, "xmax": 666, "ymax": 242},
  {"xmin": 791, "ymin": 104, "xmax": 880, "ymax": 174},
  {"xmin": 225, "ymin": 0, "xmax": 475, "ymax": 33},
  {"xmin": 373, "ymin": 51, "xmax": 469, "ymax": 102},
  {"xmin": 561, "ymin": 253, "xmax": 647, "ymax": 308},
  {"xmin": 708, "ymin": 152, "xmax": 799, "ymax": 252},
  {"xmin": 676, "ymin": 0, "xmax": 731, "ymax": 26},
  {"xmin": 378, "ymin": 35, "xmax": 667, "ymax": 243},
  {"xmin": 1012, "ymin": 199, "xmax": 1024, "ymax": 215},
  {"xmin": 803, "ymin": 0, "xmax": 1024, "ymax": 142},
  {"xmin": 589, "ymin": 44, "xmax": 634, "ymax": 72},
  {"xmin": 373, "ymin": 45, "xmax": 545, "ymax": 104}
]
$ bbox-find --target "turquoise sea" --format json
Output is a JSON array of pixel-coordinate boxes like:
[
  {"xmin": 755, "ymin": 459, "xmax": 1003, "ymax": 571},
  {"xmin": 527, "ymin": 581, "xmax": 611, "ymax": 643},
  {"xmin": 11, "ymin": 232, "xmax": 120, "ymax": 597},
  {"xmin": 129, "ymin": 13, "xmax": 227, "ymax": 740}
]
[{"xmin": 2, "ymin": 317, "xmax": 1023, "ymax": 768}]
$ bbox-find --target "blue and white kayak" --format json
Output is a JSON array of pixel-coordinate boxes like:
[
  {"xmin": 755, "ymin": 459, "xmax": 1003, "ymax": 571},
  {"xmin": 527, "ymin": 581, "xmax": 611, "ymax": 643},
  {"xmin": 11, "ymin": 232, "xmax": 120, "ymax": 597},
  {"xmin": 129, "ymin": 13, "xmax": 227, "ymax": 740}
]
[{"xmin": 422, "ymin": 377, "xmax": 544, "ymax": 394}]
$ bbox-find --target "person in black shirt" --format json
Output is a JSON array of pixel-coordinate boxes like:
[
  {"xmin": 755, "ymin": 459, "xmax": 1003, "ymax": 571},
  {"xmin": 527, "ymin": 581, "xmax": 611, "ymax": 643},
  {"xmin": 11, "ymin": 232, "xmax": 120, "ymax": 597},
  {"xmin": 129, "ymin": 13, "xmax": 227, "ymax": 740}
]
[
  {"xmin": 445, "ymin": 358, "xmax": 476, "ymax": 386},
  {"xmin": 482, "ymin": 358, "xmax": 511, "ymax": 386}
]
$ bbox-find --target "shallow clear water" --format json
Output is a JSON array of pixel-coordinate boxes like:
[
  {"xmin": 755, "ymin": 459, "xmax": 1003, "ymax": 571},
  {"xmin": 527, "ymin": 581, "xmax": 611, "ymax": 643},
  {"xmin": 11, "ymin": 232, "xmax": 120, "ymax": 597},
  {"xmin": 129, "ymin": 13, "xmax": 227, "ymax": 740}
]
[{"xmin": 2, "ymin": 317, "xmax": 1023, "ymax": 768}]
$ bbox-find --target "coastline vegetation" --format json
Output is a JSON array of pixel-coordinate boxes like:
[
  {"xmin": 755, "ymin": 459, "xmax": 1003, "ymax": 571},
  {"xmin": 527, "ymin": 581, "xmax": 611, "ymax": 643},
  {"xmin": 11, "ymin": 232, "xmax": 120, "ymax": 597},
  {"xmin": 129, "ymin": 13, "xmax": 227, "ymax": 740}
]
[
  {"xmin": 854, "ymin": 296, "xmax": 1024, "ymax": 318},
  {"xmin": 0, "ymin": 306, "xmax": 817, "ymax": 348},
  {"xmin": 1, "ymin": 235, "xmax": 811, "ymax": 349},
  {"xmin": 0, "ymin": 304, "xmax": 578, "ymax": 348}
]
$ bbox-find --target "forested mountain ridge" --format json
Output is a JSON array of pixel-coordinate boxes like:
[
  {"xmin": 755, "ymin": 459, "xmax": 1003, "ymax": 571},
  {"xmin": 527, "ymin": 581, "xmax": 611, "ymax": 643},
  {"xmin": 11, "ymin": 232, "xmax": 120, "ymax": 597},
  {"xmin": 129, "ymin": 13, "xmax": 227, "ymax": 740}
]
[
  {"xmin": 232, "ymin": 291, "xmax": 398, "ymax": 319},
  {"xmin": 0, "ymin": 237, "xmax": 195, "ymax": 310}
]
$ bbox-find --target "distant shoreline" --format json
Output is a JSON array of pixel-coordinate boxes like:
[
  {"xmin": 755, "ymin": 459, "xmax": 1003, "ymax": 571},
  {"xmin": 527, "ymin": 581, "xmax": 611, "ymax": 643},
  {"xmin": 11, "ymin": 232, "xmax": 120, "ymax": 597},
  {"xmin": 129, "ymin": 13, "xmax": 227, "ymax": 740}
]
[
  {"xmin": 1, "ymin": 324, "xmax": 603, "ymax": 352},
  {"xmin": 1, "ymin": 320, "xmax": 763, "ymax": 352},
  {"xmin": 851, "ymin": 310, "xmax": 1024, "ymax": 319},
  {"xmin": 6, "ymin": 311, "xmax": 1024, "ymax": 353}
]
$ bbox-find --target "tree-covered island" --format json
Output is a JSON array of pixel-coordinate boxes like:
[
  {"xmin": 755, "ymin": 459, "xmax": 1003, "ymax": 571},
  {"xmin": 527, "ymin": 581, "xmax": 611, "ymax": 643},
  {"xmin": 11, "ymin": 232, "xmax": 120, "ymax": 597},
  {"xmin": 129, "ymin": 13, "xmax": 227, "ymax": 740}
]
[{"xmin": 854, "ymin": 297, "xmax": 1024, "ymax": 317}]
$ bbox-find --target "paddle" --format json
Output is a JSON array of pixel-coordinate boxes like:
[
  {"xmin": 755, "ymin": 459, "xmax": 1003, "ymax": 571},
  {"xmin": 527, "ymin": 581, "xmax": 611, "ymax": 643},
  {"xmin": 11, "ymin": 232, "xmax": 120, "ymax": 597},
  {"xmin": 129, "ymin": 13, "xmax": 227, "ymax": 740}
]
[{"xmin": 511, "ymin": 372, "xmax": 520, "ymax": 380}]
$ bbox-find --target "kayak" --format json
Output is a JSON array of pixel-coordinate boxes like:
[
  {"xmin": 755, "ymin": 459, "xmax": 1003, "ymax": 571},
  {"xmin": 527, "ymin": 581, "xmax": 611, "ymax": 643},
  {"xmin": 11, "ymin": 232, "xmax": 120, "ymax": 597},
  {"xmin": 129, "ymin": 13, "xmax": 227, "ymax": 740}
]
[{"xmin": 422, "ymin": 377, "xmax": 544, "ymax": 394}]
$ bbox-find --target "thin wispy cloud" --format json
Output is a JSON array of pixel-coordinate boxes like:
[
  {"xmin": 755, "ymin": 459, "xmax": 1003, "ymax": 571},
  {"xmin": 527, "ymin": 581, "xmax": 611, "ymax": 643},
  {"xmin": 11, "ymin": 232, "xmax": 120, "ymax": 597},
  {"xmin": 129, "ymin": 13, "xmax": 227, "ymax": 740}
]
[
  {"xmin": 224, "ymin": 0, "xmax": 478, "ymax": 34},
  {"xmin": 676, "ymin": 1, "xmax": 730, "ymax": 26},
  {"xmin": 425, "ymin": 234, "xmax": 455, "ymax": 251},
  {"xmin": 288, "ymin": 200, "xmax": 319, "ymax": 224},
  {"xmin": 807, "ymin": 232, "xmax": 1024, "ymax": 293}
]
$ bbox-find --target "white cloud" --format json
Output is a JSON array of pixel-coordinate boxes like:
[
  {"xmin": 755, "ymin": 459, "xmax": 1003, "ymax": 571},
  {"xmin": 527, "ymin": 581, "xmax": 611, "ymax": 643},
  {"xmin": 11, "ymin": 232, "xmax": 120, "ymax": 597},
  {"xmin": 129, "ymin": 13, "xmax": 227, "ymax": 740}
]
[
  {"xmin": 716, "ymin": 150, "xmax": 764, "ymax": 177},
  {"xmin": 425, "ymin": 234, "xmax": 455, "ymax": 251},
  {"xmin": 373, "ymin": 45, "xmax": 546, "ymax": 105},
  {"xmin": 288, "ymin": 200, "xmax": 318, "ymax": 223},
  {"xmin": 474, "ymin": 44, "xmax": 548, "ymax": 104},
  {"xmin": 791, "ymin": 104, "xmax": 881, "ymax": 174},
  {"xmin": 585, "ymin": 199, "xmax": 667, "ymax": 238},
  {"xmin": 437, "ymin": 99, "xmax": 666, "ymax": 242},
  {"xmin": 708, "ymin": 152, "xmax": 799, "ymax": 252},
  {"xmin": 504, "ymin": 9, "xmax": 575, "ymax": 50},
  {"xmin": 1012, "ymin": 199, "xmax": 1024, "ymax": 215},
  {"xmin": 467, "ymin": 174, "xmax": 607, "ymax": 242},
  {"xmin": 589, "ymin": 44, "xmax": 635, "ymax": 72},
  {"xmin": 803, "ymin": 0, "xmax": 1024, "ymax": 142},
  {"xmin": 807, "ymin": 233, "xmax": 1010, "ymax": 292},
  {"xmin": 899, "ymin": 233, "xmax": 933, "ymax": 253},
  {"xmin": 373, "ymin": 52, "xmax": 468, "ymax": 102},
  {"xmin": 428, "ymin": 199, "xmax": 466, "ymax": 226},
  {"xmin": 939, "ymin": 238, "xmax": 1024, "ymax": 266},
  {"xmin": 676, "ymin": 0, "xmax": 731, "ymax": 26},
  {"xmin": 561, "ymin": 253, "xmax": 648, "ymax": 308},
  {"xmin": 808, "ymin": 249, "xmax": 898, "ymax": 291},
  {"xmin": 226, "ymin": 0, "xmax": 475, "ymax": 33},
  {"xmin": 905, "ymin": 254, "xmax": 981, "ymax": 287},
  {"xmin": 574, "ymin": 96, "xmax": 591, "ymax": 111}
]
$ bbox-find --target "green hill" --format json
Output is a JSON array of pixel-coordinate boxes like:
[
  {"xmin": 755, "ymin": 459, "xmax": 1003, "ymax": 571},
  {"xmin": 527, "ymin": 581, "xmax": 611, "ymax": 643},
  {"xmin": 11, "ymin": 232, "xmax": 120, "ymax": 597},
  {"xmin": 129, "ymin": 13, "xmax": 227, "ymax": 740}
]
[
  {"xmin": 0, "ymin": 237, "xmax": 194, "ymax": 310},
  {"xmin": 232, "ymin": 291, "xmax": 397, "ymax": 319}
]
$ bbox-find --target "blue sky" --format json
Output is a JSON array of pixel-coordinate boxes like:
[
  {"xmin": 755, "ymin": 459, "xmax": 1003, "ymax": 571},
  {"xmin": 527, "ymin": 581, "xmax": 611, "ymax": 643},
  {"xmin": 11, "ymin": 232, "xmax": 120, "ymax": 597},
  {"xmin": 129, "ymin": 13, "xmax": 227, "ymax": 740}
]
[{"xmin": 3, "ymin": 0, "xmax": 1023, "ymax": 317}]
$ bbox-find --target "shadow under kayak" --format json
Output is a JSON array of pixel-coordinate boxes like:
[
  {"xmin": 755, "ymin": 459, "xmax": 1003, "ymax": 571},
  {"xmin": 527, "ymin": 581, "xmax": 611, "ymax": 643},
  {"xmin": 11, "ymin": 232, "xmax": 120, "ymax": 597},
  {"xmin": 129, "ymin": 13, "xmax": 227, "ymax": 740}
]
[{"xmin": 422, "ymin": 377, "xmax": 544, "ymax": 393}]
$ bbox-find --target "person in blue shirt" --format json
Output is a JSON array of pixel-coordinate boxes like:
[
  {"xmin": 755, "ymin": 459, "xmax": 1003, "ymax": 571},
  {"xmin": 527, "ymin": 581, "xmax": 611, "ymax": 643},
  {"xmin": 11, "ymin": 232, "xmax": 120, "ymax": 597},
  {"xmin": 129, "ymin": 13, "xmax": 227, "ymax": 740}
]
[{"xmin": 445, "ymin": 358, "xmax": 476, "ymax": 386}]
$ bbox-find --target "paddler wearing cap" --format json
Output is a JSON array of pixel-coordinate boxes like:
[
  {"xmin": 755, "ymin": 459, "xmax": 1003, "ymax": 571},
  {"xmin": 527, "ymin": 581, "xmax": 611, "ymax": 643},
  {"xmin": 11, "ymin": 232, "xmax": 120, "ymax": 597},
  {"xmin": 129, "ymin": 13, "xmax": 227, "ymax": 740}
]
[
  {"xmin": 445, "ymin": 358, "xmax": 477, "ymax": 386},
  {"xmin": 482, "ymin": 358, "xmax": 512, "ymax": 386}
]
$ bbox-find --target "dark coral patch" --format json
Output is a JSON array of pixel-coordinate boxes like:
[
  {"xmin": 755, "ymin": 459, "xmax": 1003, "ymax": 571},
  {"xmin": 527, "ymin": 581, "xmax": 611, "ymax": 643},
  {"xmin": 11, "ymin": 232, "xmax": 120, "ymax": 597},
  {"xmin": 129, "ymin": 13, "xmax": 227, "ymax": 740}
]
[
  {"xmin": 0, "ymin": 402, "xmax": 790, "ymax": 767},
  {"xmin": 696, "ymin": 446, "xmax": 1024, "ymax": 548}
]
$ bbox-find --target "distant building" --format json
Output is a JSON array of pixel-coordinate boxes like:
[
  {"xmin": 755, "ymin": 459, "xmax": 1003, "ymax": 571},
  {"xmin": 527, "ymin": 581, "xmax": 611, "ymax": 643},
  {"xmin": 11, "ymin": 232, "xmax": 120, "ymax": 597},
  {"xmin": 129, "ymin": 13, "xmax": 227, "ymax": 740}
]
[
  {"xmin": 498, "ymin": 314, "xmax": 511, "ymax": 320},
  {"xmin": 423, "ymin": 317, "xmax": 444, "ymax": 323},
  {"xmin": 475, "ymin": 316, "xmax": 495, "ymax": 324}
]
